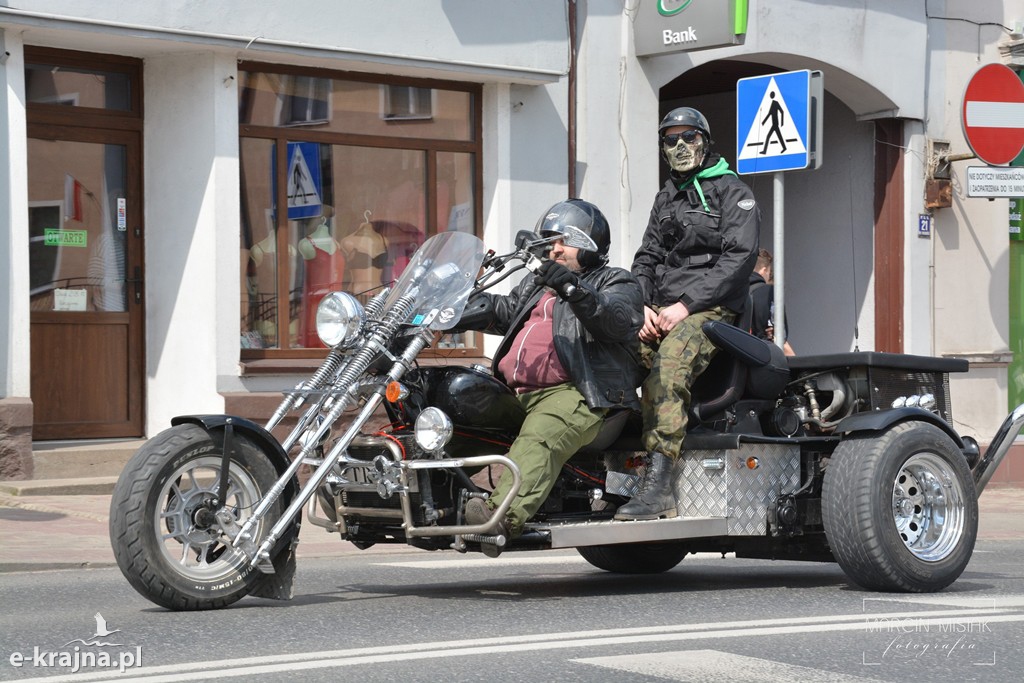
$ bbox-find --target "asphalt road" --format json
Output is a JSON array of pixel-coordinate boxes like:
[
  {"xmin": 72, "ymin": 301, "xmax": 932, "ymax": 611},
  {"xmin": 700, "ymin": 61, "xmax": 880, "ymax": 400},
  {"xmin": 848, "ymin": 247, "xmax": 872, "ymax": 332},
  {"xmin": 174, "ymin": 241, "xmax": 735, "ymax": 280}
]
[{"xmin": 3, "ymin": 541, "xmax": 1024, "ymax": 682}]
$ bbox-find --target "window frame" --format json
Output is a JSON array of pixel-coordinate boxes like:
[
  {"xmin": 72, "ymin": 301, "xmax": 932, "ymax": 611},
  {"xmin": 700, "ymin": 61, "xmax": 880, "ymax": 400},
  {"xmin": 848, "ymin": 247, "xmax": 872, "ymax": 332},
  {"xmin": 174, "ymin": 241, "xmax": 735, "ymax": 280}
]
[{"xmin": 238, "ymin": 62, "xmax": 484, "ymax": 361}]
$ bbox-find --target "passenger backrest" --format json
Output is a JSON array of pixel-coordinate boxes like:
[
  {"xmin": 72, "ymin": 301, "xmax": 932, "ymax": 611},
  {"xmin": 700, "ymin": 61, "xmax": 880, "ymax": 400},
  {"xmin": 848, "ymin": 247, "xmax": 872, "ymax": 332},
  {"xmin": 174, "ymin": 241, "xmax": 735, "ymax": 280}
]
[
  {"xmin": 689, "ymin": 302, "xmax": 790, "ymax": 422},
  {"xmin": 688, "ymin": 303, "xmax": 754, "ymax": 422}
]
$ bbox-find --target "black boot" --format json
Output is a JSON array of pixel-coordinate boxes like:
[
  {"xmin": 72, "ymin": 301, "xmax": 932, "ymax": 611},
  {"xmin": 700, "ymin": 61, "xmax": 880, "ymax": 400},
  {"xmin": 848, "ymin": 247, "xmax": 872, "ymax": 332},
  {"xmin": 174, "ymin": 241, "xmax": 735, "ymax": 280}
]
[
  {"xmin": 614, "ymin": 452, "xmax": 678, "ymax": 520},
  {"xmin": 464, "ymin": 497, "xmax": 508, "ymax": 558}
]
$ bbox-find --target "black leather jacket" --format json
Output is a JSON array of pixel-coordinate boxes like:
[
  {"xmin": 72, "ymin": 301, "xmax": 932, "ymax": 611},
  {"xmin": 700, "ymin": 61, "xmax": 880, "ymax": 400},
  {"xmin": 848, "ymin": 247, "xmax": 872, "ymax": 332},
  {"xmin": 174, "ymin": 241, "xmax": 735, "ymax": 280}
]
[
  {"xmin": 457, "ymin": 265, "xmax": 645, "ymax": 411},
  {"xmin": 632, "ymin": 154, "xmax": 760, "ymax": 314}
]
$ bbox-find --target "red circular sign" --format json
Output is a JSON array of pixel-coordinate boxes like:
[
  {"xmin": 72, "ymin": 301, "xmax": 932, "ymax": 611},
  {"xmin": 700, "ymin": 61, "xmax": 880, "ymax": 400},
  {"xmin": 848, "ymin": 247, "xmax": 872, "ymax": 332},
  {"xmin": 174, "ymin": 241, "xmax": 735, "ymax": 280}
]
[{"xmin": 961, "ymin": 63, "xmax": 1024, "ymax": 166}]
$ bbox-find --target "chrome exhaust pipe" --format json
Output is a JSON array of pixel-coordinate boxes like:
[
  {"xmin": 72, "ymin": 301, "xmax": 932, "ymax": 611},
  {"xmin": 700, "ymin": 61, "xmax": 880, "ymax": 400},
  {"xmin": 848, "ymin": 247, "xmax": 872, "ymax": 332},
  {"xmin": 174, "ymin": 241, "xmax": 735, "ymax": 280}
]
[{"xmin": 973, "ymin": 403, "xmax": 1024, "ymax": 494}]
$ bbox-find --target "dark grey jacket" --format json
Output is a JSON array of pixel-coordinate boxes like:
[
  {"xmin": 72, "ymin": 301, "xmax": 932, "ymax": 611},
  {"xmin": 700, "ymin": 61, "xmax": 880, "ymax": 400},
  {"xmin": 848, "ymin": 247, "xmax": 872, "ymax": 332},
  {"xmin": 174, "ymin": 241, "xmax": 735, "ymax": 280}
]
[
  {"xmin": 457, "ymin": 265, "xmax": 645, "ymax": 411},
  {"xmin": 632, "ymin": 155, "xmax": 760, "ymax": 314}
]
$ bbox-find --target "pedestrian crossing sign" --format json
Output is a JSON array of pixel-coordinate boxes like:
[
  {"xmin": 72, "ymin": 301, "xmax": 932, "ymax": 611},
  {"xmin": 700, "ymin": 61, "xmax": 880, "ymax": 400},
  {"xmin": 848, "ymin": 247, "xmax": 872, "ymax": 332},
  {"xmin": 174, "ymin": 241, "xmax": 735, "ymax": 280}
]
[
  {"xmin": 736, "ymin": 70, "xmax": 822, "ymax": 175},
  {"xmin": 285, "ymin": 142, "xmax": 323, "ymax": 219}
]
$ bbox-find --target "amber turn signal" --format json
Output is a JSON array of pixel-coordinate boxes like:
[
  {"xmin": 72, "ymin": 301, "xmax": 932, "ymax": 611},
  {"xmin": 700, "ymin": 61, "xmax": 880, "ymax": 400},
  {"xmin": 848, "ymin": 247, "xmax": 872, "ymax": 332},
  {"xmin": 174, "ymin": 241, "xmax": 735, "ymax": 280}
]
[{"xmin": 385, "ymin": 381, "xmax": 409, "ymax": 403}]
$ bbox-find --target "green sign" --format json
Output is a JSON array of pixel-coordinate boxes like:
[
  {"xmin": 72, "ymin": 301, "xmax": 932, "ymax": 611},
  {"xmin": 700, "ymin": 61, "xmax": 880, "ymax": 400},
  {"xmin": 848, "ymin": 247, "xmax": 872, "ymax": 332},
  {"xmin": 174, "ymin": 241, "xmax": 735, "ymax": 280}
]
[
  {"xmin": 634, "ymin": 0, "xmax": 747, "ymax": 56},
  {"xmin": 44, "ymin": 229, "xmax": 88, "ymax": 248},
  {"xmin": 1012, "ymin": 198, "xmax": 1023, "ymax": 242}
]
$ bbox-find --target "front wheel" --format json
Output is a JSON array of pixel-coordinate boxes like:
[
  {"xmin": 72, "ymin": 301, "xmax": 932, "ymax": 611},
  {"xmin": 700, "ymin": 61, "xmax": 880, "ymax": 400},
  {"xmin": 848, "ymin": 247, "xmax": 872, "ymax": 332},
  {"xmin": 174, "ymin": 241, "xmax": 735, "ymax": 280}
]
[
  {"xmin": 109, "ymin": 424, "xmax": 292, "ymax": 610},
  {"xmin": 577, "ymin": 542, "xmax": 689, "ymax": 574},
  {"xmin": 822, "ymin": 421, "xmax": 978, "ymax": 592}
]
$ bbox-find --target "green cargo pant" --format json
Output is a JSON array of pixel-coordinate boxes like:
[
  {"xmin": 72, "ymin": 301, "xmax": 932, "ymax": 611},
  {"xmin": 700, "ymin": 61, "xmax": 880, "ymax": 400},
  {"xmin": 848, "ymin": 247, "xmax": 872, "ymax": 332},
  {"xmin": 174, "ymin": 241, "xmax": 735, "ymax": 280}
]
[
  {"xmin": 640, "ymin": 305, "xmax": 735, "ymax": 460},
  {"xmin": 487, "ymin": 383, "xmax": 605, "ymax": 537}
]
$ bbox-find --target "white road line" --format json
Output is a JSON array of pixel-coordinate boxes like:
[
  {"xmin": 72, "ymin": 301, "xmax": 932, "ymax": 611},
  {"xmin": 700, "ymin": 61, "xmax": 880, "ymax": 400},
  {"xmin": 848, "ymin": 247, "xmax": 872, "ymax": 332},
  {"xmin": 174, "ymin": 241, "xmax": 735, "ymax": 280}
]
[
  {"xmin": 863, "ymin": 594, "xmax": 1024, "ymax": 609},
  {"xmin": 14, "ymin": 607, "xmax": 1024, "ymax": 683},
  {"xmin": 374, "ymin": 555, "xmax": 588, "ymax": 569},
  {"xmin": 375, "ymin": 552, "xmax": 730, "ymax": 569},
  {"xmin": 574, "ymin": 649, "xmax": 882, "ymax": 683}
]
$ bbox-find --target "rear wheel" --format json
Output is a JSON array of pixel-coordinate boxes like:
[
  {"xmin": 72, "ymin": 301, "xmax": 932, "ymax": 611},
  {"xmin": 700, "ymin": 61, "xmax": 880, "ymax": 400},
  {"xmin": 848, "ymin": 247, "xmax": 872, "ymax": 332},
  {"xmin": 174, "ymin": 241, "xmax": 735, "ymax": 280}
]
[
  {"xmin": 822, "ymin": 421, "xmax": 978, "ymax": 592},
  {"xmin": 109, "ymin": 424, "xmax": 292, "ymax": 610},
  {"xmin": 577, "ymin": 542, "xmax": 688, "ymax": 574}
]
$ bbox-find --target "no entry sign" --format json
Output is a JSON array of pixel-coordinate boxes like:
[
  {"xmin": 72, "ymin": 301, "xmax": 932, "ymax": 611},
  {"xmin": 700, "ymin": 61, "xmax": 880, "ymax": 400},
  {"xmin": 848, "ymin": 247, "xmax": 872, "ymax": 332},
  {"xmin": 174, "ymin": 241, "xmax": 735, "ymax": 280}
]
[{"xmin": 961, "ymin": 63, "xmax": 1024, "ymax": 166}]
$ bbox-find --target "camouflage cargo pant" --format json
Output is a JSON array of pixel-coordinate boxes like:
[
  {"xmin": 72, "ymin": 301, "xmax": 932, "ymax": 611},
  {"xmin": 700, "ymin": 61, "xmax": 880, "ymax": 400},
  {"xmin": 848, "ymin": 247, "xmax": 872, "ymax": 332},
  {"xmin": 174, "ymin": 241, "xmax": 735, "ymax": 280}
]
[
  {"xmin": 641, "ymin": 305, "xmax": 735, "ymax": 459},
  {"xmin": 487, "ymin": 383, "xmax": 605, "ymax": 537}
]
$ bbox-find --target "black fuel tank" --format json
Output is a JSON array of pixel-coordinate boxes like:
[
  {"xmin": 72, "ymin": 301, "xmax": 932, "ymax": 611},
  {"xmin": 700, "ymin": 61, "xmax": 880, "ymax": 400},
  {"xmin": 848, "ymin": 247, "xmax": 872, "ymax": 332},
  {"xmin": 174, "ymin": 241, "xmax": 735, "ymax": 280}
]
[{"xmin": 403, "ymin": 366, "xmax": 526, "ymax": 443}]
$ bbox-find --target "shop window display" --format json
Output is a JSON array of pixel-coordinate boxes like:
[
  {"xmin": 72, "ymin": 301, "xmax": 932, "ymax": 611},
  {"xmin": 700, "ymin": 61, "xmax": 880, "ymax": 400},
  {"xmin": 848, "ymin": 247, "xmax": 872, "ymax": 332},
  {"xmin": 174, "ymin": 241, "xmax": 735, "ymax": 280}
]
[{"xmin": 238, "ymin": 66, "xmax": 480, "ymax": 357}]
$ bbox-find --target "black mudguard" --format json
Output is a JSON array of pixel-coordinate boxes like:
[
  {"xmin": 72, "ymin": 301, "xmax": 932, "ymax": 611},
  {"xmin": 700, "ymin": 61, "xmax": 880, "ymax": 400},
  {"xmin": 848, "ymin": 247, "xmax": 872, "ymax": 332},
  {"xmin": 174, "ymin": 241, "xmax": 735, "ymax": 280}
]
[
  {"xmin": 170, "ymin": 414, "xmax": 300, "ymax": 600},
  {"xmin": 833, "ymin": 407, "xmax": 964, "ymax": 448}
]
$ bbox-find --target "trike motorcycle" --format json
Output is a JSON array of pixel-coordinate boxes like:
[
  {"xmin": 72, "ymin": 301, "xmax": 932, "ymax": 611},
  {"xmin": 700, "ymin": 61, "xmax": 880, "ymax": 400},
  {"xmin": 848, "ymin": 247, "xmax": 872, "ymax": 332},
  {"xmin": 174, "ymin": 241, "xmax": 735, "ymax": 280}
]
[{"xmin": 109, "ymin": 230, "xmax": 1024, "ymax": 610}]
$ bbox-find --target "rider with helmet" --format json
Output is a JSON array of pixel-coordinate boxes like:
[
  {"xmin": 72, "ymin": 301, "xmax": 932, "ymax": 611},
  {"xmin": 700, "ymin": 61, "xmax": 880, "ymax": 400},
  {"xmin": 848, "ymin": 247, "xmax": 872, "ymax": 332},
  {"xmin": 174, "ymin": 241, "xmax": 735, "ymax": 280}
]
[
  {"xmin": 456, "ymin": 199, "xmax": 644, "ymax": 549},
  {"xmin": 616, "ymin": 107, "xmax": 761, "ymax": 521}
]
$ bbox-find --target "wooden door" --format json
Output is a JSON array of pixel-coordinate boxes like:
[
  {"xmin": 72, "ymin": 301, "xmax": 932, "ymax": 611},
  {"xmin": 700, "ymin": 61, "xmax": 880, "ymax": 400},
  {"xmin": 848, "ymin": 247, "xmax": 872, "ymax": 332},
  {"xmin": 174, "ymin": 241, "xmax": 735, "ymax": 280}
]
[{"xmin": 28, "ymin": 127, "xmax": 145, "ymax": 439}]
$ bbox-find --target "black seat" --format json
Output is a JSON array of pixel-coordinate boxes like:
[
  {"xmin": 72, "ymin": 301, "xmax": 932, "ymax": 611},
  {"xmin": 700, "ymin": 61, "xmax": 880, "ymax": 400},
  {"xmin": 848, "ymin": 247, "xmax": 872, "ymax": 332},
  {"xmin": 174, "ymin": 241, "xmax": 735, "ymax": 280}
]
[
  {"xmin": 579, "ymin": 408, "xmax": 633, "ymax": 453},
  {"xmin": 689, "ymin": 302, "xmax": 789, "ymax": 423}
]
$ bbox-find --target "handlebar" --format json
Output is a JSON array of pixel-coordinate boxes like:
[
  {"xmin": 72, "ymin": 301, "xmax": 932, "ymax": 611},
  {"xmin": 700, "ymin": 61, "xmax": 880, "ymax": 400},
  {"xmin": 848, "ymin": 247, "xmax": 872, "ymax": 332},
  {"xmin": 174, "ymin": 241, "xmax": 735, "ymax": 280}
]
[
  {"xmin": 522, "ymin": 253, "xmax": 577, "ymax": 299},
  {"xmin": 473, "ymin": 235, "xmax": 576, "ymax": 299}
]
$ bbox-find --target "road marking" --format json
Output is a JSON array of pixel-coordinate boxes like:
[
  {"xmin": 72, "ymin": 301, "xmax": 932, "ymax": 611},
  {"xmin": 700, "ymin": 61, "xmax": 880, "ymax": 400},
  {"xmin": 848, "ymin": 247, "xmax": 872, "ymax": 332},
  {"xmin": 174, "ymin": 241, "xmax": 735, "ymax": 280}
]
[
  {"xmin": 15, "ymin": 606, "xmax": 1024, "ymax": 682},
  {"xmin": 863, "ymin": 595, "xmax": 1024, "ymax": 609},
  {"xmin": 374, "ymin": 555, "xmax": 588, "ymax": 569},
  {"xmin": 574, "ymin": 649, "xmax": 881, "ymax": 682},
  {"xmin": 375, "ymin": 552, "xmax": 730, "ymax": 569}
]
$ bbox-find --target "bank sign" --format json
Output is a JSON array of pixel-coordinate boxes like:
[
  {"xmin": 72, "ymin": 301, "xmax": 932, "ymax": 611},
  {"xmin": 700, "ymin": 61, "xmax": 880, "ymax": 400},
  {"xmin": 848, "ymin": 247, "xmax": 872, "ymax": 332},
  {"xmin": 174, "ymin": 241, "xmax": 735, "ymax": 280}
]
[{"xmin": 634, "ymin": 0, "xmax": 748, "ymax": 57}]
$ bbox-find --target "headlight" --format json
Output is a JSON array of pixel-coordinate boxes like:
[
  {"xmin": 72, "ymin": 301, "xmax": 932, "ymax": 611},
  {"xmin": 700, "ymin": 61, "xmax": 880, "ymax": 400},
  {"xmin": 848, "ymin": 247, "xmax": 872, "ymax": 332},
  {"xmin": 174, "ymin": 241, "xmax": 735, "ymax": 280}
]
[
  {"xmin": 316, "ymin": 292, "xmax": 364, "ymax": 348},
  {"xmin": 414, "ymin": 407, "xmax": 453, "ymax": 453}
]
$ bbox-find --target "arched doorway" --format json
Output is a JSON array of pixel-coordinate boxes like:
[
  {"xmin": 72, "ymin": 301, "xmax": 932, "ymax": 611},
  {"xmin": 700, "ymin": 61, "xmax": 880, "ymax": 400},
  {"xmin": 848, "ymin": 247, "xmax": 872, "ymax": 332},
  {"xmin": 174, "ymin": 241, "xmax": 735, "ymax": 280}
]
[{"xmin": 657, "ymin": 59, "xmax": 903, "ymax": 354}]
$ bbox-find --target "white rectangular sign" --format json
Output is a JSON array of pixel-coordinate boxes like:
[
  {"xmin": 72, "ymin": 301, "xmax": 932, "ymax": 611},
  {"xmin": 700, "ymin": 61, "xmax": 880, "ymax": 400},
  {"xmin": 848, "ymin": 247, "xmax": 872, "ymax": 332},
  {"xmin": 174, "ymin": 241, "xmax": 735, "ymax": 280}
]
[
  {"xmin": 54, "ymin": 288, "xmax": 88, "ymax": 311},
  {"xmin": 966, "ymin": 166, "xmax": 1024, "ymax": 197}
]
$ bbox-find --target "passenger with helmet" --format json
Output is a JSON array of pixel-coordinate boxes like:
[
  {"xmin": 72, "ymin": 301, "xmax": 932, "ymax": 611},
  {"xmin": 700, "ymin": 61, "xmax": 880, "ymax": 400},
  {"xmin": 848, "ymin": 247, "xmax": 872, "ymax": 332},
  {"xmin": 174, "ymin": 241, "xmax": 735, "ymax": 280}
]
[
  {"xmin": 455, "ymin": 199, "xmax": 645, "ymax": 549},
  {"xmin": 616, "ymin": 107, "xmax": 761, "ymax": 521}
]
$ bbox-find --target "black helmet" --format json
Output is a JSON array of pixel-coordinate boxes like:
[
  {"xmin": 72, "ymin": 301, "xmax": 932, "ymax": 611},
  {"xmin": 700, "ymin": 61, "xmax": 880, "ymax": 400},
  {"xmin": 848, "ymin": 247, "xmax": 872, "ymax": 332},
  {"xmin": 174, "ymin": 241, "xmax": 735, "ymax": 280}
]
[
  {"xmin": 659, "ymin": 106, "xmax": 712, "ymax": 144},
  {"xmin": 534, "ymin": 198, "xmax": 610, "ymax": 269}
]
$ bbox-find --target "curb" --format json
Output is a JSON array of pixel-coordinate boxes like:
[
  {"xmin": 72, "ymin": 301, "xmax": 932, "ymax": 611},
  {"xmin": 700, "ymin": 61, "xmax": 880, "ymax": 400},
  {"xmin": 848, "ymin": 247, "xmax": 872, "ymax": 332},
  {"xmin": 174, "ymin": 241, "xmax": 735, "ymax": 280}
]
[
  {"xmin": 0, "ymin": 561, "xmax": 117, "ymax": 573},
  {"xmin": 0, "ymin": 477, "xmax": 118, "ymax": 496}
]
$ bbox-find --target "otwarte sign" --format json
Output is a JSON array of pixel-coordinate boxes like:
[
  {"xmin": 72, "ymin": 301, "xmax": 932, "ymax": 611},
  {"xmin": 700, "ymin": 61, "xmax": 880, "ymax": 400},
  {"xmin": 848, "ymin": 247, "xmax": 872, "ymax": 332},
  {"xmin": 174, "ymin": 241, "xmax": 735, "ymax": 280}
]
[{"xmin": 633, "ymin": 0, "xmax": 748, "ymax": 56}]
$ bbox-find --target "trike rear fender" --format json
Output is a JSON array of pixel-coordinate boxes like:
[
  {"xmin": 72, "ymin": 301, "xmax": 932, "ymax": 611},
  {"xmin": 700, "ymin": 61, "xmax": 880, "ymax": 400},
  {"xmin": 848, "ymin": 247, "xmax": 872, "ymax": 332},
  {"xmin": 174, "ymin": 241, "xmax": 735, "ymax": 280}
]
[{"xmin": 833, "ymin": 407, "xmax": 964, "ymax": 448}]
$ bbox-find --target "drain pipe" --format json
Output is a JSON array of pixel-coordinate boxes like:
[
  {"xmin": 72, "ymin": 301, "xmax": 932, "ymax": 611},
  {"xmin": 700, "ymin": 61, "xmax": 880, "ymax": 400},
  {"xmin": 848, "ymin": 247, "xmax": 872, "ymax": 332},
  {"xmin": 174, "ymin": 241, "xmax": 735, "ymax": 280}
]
[
  {"xmin": 567, "ymin": 0, "xmax": 577, "ymax": 196},
  {"xmin": 973, "ymin": 403, "xmax": 1024, "ymax": 493}
]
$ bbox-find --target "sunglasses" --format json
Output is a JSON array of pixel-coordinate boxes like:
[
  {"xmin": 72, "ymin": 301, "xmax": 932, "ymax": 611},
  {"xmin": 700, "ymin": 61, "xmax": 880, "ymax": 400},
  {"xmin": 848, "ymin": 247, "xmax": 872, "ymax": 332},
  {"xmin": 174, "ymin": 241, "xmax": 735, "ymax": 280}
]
[{"xmin": 662, "ymin": 130, "xmax": 702, "ymax": 146}]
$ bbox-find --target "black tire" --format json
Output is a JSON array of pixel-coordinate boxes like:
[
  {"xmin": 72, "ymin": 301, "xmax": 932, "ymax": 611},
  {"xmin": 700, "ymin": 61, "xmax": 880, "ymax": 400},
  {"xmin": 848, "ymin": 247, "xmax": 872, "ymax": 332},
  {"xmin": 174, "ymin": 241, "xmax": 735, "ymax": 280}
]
[
  {"xmin": 822, "ymin": 421, "xmax": 978, "ymax": 592},
  {"xmin": 109, "ymin": 424, "xmax": 290, "ymax": 610},
  {"xmin": 577, "ymin": 542, "xmax": 688, "ymax": 574}
]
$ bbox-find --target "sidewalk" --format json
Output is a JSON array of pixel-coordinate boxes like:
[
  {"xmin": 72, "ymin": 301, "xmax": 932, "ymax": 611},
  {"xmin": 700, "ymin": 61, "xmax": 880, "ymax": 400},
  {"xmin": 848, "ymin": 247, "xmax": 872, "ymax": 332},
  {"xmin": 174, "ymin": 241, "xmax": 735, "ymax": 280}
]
[
  {"xmin": 1, "ymin": 480, "xmax": 1022, "ymax": 573},
  {"xmin": 0, "ymin": 479, "xmax": 421, "ymax": 573}
]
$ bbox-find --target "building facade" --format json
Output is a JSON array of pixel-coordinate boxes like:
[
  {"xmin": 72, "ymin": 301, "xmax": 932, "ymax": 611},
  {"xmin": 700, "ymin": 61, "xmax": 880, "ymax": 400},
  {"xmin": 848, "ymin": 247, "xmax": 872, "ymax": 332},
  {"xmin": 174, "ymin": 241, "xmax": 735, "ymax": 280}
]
[{"xmin": 1, "ymin": 0, "xmax": 1021, "ymax": 482}]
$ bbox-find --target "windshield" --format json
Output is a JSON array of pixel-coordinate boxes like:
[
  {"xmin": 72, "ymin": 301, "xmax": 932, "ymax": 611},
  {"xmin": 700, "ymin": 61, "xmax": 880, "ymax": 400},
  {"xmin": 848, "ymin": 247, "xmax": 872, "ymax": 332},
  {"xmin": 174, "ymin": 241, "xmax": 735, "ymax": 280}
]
[{"xmin": 383, "ymin": 231, "xmax": 485, "ymax": 331}]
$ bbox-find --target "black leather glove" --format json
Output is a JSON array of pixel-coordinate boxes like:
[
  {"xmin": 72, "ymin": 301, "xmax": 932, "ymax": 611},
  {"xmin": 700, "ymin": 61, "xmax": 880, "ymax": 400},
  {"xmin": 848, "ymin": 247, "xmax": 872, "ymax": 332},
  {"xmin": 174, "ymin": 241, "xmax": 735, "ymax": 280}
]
[{"xmin": 533, "ymin": 260, "xmax": 584, "ymax": 301}]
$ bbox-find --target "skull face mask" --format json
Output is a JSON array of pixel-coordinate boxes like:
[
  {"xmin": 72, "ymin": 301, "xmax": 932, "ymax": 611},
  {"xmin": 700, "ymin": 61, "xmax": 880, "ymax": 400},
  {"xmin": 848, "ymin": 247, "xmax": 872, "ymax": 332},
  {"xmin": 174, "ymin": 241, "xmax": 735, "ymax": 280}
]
[{"xmin": 663, "ymin": 130, "xmax": 706, "ymax": 174}]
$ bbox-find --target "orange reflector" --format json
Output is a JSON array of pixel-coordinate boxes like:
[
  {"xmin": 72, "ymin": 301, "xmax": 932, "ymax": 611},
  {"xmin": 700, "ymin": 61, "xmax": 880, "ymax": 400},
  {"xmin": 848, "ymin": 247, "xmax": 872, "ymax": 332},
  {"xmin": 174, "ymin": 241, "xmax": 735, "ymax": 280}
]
[
  {"xmin": 746, "ymin": 457, "xmax": 759, "ymax": 470},
  {"xmin": 385, "ymin": 381, "xmax": 408, "ymax": 403}
]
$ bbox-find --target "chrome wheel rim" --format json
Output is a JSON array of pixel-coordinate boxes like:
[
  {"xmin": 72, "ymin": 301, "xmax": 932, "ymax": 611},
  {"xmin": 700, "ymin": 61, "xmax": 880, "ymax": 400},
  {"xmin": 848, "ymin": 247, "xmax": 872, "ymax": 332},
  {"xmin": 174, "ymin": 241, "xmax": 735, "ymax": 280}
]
[
  {"xmin": 891, "ymin": 452, "xmax": 965, "ymax": 562},
  {"xmin": 155, "ymin": 456, "xmax": 261, "ymax": 579}
]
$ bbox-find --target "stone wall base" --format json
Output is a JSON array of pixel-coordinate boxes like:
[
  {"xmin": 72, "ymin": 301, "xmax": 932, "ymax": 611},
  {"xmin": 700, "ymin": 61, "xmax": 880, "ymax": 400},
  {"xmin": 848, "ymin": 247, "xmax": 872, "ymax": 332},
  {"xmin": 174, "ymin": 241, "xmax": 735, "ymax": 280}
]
[{"xmin": 0, "ymin": 398, "xmax": 34, "ymax": 480}]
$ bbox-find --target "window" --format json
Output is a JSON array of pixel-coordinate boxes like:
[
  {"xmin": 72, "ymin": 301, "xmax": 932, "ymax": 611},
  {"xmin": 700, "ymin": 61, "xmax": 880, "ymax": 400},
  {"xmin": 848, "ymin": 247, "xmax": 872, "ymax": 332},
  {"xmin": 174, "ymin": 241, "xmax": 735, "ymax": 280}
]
[
  {"xmin": 25, "ymin": 48, "xmax": 138, "ymax": 113},
  {"xmin": 382, "ymin": 85, "xmax": 433, "ymax": 121},
  {"xmin": 238, "ymin": 65, "xmax": 482, "ymax": 359},
  {"xmin": 282, "ymin": 76, "xmax": 331, "ymax": 126}
]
